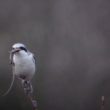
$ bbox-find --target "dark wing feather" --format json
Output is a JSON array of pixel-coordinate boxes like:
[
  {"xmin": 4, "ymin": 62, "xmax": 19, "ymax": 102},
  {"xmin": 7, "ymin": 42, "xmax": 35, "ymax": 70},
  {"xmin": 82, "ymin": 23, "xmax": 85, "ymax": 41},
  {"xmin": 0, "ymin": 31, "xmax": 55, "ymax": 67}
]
[
  {"xmin": 32, "ymin": 53, "xmax": 36, "ymax": 64},
  {"xmin": 28, "ymin": 51, "xmax": 36, "ymax": 64}
]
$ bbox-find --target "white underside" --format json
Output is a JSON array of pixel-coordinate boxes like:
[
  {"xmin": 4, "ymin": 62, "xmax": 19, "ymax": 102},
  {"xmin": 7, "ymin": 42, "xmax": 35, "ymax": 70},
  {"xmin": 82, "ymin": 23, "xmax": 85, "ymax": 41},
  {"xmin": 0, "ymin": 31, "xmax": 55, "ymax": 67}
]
[{"xmin": 13, "ymin": 51, "xmax": 35, "ymax": 80}]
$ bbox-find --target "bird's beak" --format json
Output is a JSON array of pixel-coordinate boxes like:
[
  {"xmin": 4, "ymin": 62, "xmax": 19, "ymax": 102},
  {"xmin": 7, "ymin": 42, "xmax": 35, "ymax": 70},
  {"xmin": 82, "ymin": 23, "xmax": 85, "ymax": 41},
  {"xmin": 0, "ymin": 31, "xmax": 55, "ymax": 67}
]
[{"xmin": 10, "ymin": 48, "xmax": 21, "ymax": 54}]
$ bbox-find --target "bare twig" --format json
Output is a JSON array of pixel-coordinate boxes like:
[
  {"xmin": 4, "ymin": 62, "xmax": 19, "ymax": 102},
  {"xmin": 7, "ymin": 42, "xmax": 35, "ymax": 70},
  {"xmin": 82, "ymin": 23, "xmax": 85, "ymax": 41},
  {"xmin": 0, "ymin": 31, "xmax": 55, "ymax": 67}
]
[
  {"xmin": 23, "ymin": 80, "xmax": 38, "ymax": 110},
  {"xmin": 28, "ymin": 95, "xmax": 38, "ymax": 110},
  {"xmin": 101, "ymin": 95, "xmax": 105, "ymax": 110}
]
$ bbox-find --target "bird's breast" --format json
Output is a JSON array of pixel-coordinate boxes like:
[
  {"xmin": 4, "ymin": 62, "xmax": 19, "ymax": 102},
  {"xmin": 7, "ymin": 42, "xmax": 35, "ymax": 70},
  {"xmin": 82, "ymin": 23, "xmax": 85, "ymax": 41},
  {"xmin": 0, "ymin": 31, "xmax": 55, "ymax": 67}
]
[{"xmin": 13, "ymin": 55, "xmax": 35, "ymax": 80}]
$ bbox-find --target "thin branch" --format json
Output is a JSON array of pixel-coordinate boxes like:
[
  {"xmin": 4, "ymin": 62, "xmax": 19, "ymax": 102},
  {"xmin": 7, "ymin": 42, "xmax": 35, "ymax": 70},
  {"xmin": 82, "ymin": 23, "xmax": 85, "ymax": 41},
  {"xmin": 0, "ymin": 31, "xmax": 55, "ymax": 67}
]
[{"xmin": 101, "ymin": 95, "xmax": 105, "ymax": 110}]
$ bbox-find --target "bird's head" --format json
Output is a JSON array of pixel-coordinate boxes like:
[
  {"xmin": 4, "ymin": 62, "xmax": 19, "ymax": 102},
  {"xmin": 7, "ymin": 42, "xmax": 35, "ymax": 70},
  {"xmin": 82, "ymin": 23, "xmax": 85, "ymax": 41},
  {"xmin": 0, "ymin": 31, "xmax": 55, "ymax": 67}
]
[{"xmin": 11, "ymin": 43, "xmax": 27, "ymax": 54}]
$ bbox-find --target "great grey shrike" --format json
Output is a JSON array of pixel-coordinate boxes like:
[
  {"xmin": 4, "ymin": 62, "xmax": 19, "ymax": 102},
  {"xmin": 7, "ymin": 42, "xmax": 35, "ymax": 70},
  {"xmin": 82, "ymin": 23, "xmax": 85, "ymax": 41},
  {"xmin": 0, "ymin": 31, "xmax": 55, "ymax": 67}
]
[{"xmin": 3, "ymin": 43, "xmax": 36, "ymax": 96}]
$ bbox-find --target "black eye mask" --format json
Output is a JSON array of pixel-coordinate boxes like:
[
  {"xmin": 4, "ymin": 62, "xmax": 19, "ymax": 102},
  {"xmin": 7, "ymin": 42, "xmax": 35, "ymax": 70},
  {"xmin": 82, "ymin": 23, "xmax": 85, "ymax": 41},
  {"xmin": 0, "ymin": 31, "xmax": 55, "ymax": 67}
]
[{"xmin": 20, "ymin": 47, "xmax": 27, "ymax": 52}]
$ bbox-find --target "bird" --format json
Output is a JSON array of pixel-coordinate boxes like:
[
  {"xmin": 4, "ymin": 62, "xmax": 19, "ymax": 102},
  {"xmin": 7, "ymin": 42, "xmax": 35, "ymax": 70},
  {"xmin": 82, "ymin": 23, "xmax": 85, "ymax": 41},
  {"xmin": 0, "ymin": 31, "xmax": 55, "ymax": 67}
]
[{"xmin": 3, "ymin": 43, "xmax": 36, "ymax": 96}]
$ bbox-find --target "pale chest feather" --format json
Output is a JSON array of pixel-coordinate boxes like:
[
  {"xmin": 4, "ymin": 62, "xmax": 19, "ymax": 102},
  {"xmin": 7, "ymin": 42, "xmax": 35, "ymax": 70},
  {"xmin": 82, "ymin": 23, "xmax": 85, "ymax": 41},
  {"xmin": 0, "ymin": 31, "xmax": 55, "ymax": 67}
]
[
  {"xmin": 13, "ymin": 52, "xmax": 35, "ymax": 76},
  {"xmin": 13, "ymin": 51, "xmax": 34, "ymax": 66},
  {"xmin": 14, "ymin": 55, "xmax": 33, "ymax": 66}
]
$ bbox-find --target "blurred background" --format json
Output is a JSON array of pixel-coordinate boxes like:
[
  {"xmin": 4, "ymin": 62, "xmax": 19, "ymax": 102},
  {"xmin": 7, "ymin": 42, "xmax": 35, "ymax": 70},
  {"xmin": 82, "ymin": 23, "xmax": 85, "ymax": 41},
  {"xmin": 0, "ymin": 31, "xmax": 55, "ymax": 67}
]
[{"xmin": 0, "ymin": 0, "xmax": 110, "ymax": 110}]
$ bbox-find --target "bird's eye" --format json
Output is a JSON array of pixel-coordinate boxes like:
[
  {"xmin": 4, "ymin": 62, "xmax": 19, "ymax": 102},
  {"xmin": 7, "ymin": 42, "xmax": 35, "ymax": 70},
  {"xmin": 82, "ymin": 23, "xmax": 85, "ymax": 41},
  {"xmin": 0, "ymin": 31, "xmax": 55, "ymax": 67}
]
[{"xmin": 20, "ymin": 47, "xmax": 27, "ymax": 52}]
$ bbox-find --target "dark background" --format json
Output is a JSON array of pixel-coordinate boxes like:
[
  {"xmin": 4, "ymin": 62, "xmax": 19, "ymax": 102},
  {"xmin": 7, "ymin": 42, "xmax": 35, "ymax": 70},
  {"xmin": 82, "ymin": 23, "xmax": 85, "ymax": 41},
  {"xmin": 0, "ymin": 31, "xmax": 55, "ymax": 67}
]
[{"xmin": 0, "ymin": 0, "xmax": 110, "ymax": 110}]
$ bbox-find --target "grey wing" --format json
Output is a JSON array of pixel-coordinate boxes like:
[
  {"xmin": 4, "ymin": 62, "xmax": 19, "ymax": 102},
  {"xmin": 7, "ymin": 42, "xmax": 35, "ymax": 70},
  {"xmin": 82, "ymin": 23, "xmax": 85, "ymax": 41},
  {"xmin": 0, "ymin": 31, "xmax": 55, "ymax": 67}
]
[
  {"xmin": 28, "ymin": 51, "xmax": 36, "ymax": 64},
  {"xmin": 32, "ymin": 53, "xmax": 36, "ymax": 64}
]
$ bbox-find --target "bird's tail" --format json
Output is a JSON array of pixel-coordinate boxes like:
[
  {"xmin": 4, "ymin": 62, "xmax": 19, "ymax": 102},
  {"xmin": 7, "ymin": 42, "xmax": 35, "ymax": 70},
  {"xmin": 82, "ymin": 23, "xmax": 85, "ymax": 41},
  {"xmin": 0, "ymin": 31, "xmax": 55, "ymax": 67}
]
[{"xmin": 2, "ymin": 72, "xmax": 15, "ymax": 96}]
